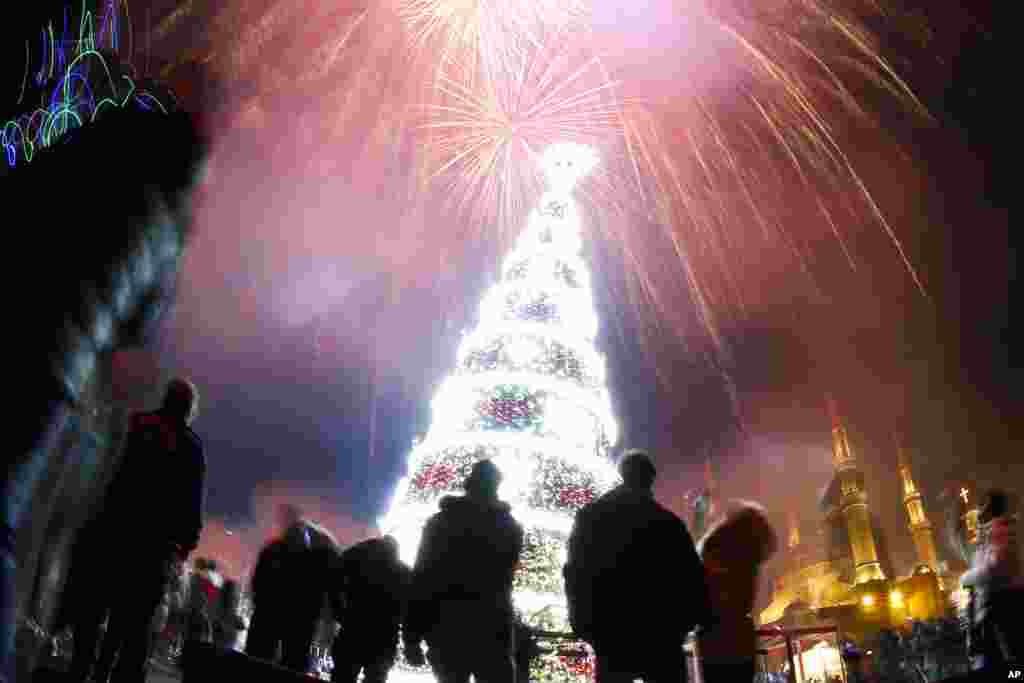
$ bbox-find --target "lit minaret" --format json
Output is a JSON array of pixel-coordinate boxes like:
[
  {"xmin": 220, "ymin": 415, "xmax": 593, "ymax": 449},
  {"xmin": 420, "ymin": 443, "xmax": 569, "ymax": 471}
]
[
  {"xmin": 788, "ymin": 510, "xmax": 801, "ymax": 549},
  {"xmin": 827, "ymin": 396, "xmax": 886, "ymax": 584},
  {"xmin": 895, "ymin": 435, "xmax": 941, "ymax": 580},
  {"xmin": 787, "ymin": 509, "xmax": 809, "ymax": 571}
]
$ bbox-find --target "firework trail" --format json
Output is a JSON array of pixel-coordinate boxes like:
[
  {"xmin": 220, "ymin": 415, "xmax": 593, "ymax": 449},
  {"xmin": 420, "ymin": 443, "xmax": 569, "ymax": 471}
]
[{"xmin": 146, "ymin": 0, "xmax": 931, "ymax": 371}]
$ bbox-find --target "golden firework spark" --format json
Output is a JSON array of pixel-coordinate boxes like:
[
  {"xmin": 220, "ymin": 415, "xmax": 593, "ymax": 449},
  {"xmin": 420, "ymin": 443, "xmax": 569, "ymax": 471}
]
[{"xmin": 147, "ymin": 0, "xmax": 932, "ymax": 364}]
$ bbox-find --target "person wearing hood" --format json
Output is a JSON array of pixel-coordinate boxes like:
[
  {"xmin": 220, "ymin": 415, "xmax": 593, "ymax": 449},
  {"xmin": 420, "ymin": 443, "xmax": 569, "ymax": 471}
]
[
  {"xmin": 246, "ymin": 505, "xmax": 338, "ymax": 674},
  {"xmin": 696, "ymin": 500, "xmax": 778, "ymax": 683},
  {"xmin": 403, "ymin": 459, "xmax": 524, "ymax": 683},
  {"xmin": 960, "ymin": 489, "xmax": 1022, "ymax": 672},
  {"xmin": 564, "ymin": 449, "xmax": 711, "ymax": 683}
]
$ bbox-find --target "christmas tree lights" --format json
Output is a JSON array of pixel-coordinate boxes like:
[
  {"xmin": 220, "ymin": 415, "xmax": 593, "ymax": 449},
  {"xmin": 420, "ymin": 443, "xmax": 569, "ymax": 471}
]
[{"xmin": 381, "ymin": 143, "xmax": 618, "ymax": 681}]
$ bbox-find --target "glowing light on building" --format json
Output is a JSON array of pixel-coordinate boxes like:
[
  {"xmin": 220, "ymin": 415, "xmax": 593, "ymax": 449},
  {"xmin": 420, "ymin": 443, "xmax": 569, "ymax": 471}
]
[
  {"xmin": 797, "ymin": 641, "xmax": 844, "ymax": 683},
  {"xmin": 950, "ymin": 588, "xmax": 970, "ymax": 612}
]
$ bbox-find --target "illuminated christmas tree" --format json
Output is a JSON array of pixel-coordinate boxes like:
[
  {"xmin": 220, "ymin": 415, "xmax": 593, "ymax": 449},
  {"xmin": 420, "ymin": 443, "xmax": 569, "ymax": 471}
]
[{"xmin": 380, "ymin": 143, "xmax": 619, "ymax": 680}]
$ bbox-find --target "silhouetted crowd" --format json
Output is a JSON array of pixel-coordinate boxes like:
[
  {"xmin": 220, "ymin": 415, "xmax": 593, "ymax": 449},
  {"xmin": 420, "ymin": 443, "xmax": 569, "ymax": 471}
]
[
  {"xmin": 5, "ymin": 349, "xmax": 1017, "ymax": 683},
  {"xmin": 0, "ymin": 305, "xmax": 1019, "ymax": 682},
  {"xmin": 47, "ymin": 408, "xmax": 1024, "ymax": 683},
  {"xmin": 50, "ymin": 421, "xmax": 794, "ymax": 683}
]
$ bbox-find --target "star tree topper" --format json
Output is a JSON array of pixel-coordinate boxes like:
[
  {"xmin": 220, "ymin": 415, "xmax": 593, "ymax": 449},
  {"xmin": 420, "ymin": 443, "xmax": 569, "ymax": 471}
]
[{"xmin": 541, "ymin": 143, "xmax": 599, "ymax": 194}]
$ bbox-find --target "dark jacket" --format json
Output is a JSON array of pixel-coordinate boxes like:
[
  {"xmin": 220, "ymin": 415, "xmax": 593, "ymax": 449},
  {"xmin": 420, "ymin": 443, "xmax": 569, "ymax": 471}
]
[
  {"xmin": 251, "ymin": 539, "xmax": 288, "ymax": 610},
  {"xmin": 564, "ymin": 485, "xmax": 710, "ymax": 650},
  {"xmin": 406, "ymin": 493, "xmax": 524, "ymax": 643},
  {"xmin": 697, "ymin": 502, "xmax": 778, "ymax": 662},
  {"xmin": 251, "ymin": 521, "xmax": 336, "ymax": 620},
  {"xmin": 97, "ymin": 410, "xmax": 205, "ymax": 556},
  {"xmin": 335, "ymin": 538, "xmax": 411, "ymax": 642}
]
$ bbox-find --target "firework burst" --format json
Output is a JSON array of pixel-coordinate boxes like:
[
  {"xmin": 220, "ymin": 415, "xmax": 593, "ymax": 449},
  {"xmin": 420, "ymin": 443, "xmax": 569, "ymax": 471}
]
[
  {"xmin": 416, "ymin": 35, "xmax": 625, "ymax": 240},
  {"xmin": 147, "ymin": 0, "xmax": 931, "ymax": 367}
]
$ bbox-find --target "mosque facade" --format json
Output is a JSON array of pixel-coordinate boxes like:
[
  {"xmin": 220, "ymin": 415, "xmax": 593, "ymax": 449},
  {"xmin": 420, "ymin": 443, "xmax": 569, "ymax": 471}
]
[{"xmin": 756, "ymin": 405, "xmax": 969, "ymax": 644}]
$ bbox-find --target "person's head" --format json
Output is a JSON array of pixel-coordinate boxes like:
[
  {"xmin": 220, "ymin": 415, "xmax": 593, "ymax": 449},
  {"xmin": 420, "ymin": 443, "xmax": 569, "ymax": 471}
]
[
  {"xmin": 380, "ymin": 534, "xmax": 399, "ymax": 557},
  {"xmin": 284, "ymin": 520, "xmax": 312, "ymax": 549},
  {"xmin": 979, "ymin": 489, "xmax": 1015, "ymax": 524},
  {"xmin": 375, "ymin": 534, "xmax": 400, "ymax": 562},
  {"xmin": 162, "ymin": 377, "xmax": 199, "ymax": 424},
  {"xmin": 619, "ymin": 449, "xmax": 657, "ymax": 490},
  {"xmin": 464, "ymin": 459, "xmax": 502, "ymax": 499},
  {"xmin": 278, "ymin": 503, "xmax": 303, "ymax": 530},
  {"xmin": 726, "ymin": 500, "xmax": 778, "ymax": 564}
]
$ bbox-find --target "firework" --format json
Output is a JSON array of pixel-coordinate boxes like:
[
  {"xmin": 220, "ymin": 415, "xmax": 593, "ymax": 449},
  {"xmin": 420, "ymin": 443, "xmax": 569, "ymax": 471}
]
[{"xmin": 146, "ymin": 0, "xmax": 930, "ymax": 361}]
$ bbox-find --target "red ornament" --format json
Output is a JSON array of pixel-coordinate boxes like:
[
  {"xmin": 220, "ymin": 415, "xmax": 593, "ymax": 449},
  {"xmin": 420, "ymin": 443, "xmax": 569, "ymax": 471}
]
[
  {"xmin": 558, "ymin": 649, "xmax": 594, "ymax": 676},
  {"xmin": 413, "ymin": 463, "xmax": 457, "ymax": 490},
  {"xmin": 559, "ymin": 486, "xmax": 595, "ymax": 508}
]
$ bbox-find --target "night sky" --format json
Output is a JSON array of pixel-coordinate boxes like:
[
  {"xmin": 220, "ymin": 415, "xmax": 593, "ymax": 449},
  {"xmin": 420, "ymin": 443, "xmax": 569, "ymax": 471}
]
[{"xmin": 6, "ymin": 1, "xmax": 1013, "ymax": 585}]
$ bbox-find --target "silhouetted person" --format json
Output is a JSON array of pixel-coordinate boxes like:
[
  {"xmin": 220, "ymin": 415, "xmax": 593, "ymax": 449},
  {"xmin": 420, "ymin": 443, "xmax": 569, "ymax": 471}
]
[
  {"xmin": 961, "ymin": 489, "xmax": 1021, "ymax": 672},
  {"xmin": 1, "ymin": 10, "xmax": 207, "ymax": 672},
  {"xmin": 403, "ymin": 459, "xmax": 524, "ymax": 683},
  {"xmin": 247, "ymin": 506, "xmax": 336, "ymax": 674},
  {"xmin": 564, "ymin": 449, "xmax": 710, "ymax": 683},
  {"xmin": 696, "ymin": 500, "xmax": 777, "ymax": 683},
  {"xmin": 187, "ymin": 558, "xmax": 222, "ymax": 643},
  {"xmin": 84, "ymin": 378, "xmax": 205, "ymax": 683},
  {"xmin": 331, "ymin": 535, "xmax": 410, "ymax": 683},
  {"xmin": 212, "ymin": 579, "xmax": 247, "ymax": 651}
]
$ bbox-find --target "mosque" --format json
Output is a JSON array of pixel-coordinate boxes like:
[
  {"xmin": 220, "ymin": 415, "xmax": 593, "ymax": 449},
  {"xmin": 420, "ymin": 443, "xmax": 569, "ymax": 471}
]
[{"xmin": 754, "ymin": 404, "xmax": 977, "ymax": 646}]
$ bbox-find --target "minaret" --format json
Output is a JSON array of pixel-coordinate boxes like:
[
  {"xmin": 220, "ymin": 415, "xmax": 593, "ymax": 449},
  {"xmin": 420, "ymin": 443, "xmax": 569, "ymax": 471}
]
[
  {"xmin": 787, "ymin": 509, "xmax": 809, "ymax": 571},
  {"xmin": 828, "ymin": 397, "xmax": 886, "ymax": 584},
  {"xmin": 788, "ymin": 510, "xmax": 801, "ymax": 549},
  {"xmin": 896, "ymin": 436, "xmax": 941, "ymax": 580}
]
